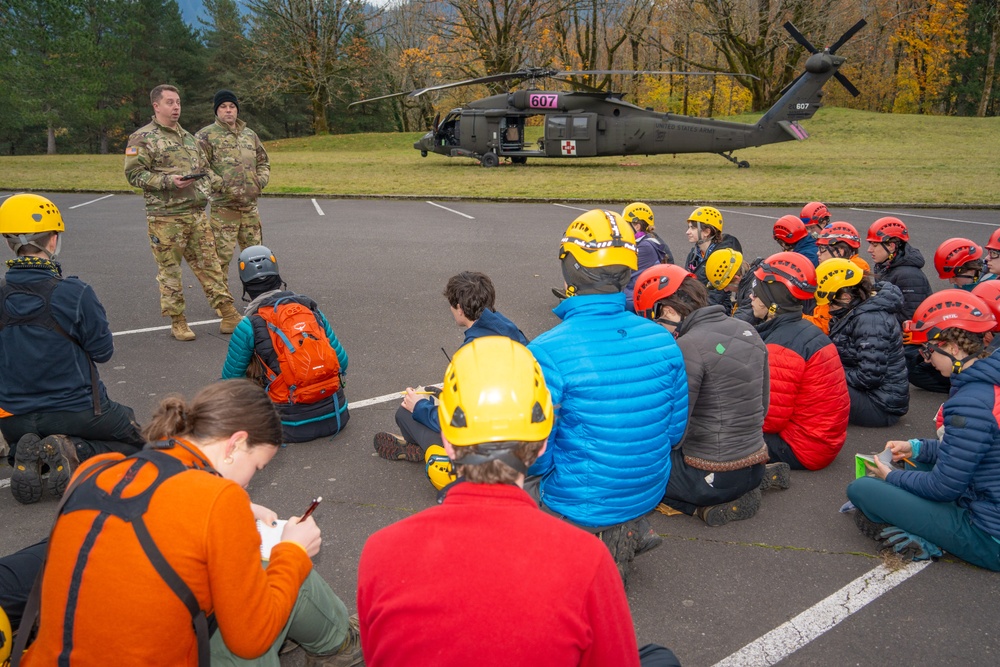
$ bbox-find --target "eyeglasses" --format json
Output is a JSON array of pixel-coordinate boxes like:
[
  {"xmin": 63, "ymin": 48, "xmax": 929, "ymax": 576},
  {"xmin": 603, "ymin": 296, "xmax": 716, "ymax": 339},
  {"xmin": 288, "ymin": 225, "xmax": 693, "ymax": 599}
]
[
  {"xmin": 988, "ymin": 249, "xmax": 1000, "ymax": 259},
  {"xmin": 919, "ymin": 342, "xmax": 940, "ymax": 361}
]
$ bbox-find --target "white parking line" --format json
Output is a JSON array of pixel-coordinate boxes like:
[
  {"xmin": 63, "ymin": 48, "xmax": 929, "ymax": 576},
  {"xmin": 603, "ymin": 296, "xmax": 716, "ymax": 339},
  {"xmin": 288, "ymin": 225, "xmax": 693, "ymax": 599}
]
[
  {"xmin": 113, "ymin": 319, "xmax": 221, "ymax": 336},
  {"xmin": 553, "ymin": 203, "xmax": 591, "ymax": 212},
  {"xmin": 850, "ymin": 207, "xmax": 998, "ymax": 227},
  {"xmin": 69, "ymin": 194, "xmax": 115, "ymax": 209},
  {"xmin": 715, "ymin": 208, "xmax": 777, "ymax": 220},
  {"xmin": 311, "ymin": 199, "xmax": 325, "ymax": 216},
  {"xmin": 712, "ymin": 560, "xmax": 931, "ymax": 667},
  {"xmin": 426, "ymin": 201, "xmax": 474, "ymax": 219}
]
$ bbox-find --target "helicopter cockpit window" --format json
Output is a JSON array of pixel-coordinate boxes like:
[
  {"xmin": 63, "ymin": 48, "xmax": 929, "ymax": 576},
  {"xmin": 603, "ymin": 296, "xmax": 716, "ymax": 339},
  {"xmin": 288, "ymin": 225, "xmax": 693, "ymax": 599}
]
[{"xmin": 571, "ymin": 117, "xmax": 589, "ymax": 139}]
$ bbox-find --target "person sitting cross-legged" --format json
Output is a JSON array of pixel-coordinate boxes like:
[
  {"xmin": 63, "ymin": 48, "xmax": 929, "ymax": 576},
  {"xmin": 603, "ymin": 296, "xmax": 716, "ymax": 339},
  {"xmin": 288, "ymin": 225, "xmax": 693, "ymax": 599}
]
[{"xmin": 358, "ymin": 336, "xmax": 680, "ymax": 667}]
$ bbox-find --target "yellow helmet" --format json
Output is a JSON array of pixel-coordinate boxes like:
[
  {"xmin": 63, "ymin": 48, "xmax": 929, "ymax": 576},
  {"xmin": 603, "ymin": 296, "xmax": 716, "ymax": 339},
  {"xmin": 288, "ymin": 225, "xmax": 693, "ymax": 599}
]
[
  {"xmin": 814, "ymin": 258, "xmax": 864, "ymax": 305},
  {"xmin": 706, "ymin": 248, "xmax": 744, "ymax": 290},
  {"xmin": 559, "ymin": 209, "xmax": 637, "ymax": 270},
  {"xmin": 0, "ymin": 604, "xmax": 10, "ymax": 666},
  {"xmin": 0, "ymin": 193, "xmax": 65, "ymax": 235},
  {"xmin": 438, "ymin": 336, "xmax": 553, "ymax": 447},
  {"xmin": 687, "ymin": 206, "xmax": 723, "ymax": 232},
  {"xmin": 424, "ymin": 444, "xmax": 456, "ymax": 491},
  {"xmin": 622, "ymin": 202, "xmax": 654, "ymax": 231}
]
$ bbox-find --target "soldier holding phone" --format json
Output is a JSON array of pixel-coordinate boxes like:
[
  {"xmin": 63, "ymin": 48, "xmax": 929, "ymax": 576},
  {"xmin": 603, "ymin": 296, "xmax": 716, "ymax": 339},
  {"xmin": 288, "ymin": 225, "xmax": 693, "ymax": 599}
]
[{"xmin": 124, "ymin": 84, "xmax": 242, "ymax": 342}]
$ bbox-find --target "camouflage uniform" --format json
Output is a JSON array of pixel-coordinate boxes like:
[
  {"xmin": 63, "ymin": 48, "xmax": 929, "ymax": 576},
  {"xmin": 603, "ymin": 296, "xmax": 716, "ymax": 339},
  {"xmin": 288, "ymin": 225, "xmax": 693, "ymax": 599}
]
[
  {"xmin": 196, "ymin": 118, "xmax": 270, "ymax": 269},
  {"xmin": 124, "ymin": 117, "xmax": 235, "ymax": 317}
]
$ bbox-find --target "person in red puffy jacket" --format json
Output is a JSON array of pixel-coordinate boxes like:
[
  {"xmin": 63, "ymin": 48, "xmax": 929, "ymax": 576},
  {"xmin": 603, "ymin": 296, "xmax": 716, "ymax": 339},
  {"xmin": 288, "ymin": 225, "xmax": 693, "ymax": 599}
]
[{"xmin": 751, "ymin": 253, "xmax": 850, "ymax": 470}]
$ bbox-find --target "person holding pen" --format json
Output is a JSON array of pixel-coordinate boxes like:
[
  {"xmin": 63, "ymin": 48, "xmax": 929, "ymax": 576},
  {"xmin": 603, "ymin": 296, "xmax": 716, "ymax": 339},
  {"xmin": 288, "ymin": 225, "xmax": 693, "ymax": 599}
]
[
  {"xmin": 847, "ymin": 290, "xmax": 1000, "ymax": 570},
  {"xmin": 17, "ymin": 380, "xmax": 362, "ymax": 666}
]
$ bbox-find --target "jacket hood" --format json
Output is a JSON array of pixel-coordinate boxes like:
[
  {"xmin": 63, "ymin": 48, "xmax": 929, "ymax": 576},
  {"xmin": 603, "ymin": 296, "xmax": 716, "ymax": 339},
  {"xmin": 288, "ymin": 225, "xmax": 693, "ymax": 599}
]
[
  {"xmin": 553, "ymin": 291, "xmax": 627, "ymax": 320},
  {"xmin": 676, "ymin": 304, "xmax": 728, "ymax": 337},
  {"xmin": 885, "ymin": 245, "xmax": 925, "ymax": 270},
  {"xmin": 465, "ymin": 308, "xmax": 525, "ymax": 342},
  {"xmin": 952, "ymin": 346, "xmax": 1000, "ymax": 388}
]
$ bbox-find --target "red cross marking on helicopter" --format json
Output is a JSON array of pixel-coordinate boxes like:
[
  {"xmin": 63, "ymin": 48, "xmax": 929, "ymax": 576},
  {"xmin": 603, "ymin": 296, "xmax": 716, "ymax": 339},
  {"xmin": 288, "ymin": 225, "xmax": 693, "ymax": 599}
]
[{"xmin": 562, "ymin": 140, "xmax": 576, "ymax": 155}]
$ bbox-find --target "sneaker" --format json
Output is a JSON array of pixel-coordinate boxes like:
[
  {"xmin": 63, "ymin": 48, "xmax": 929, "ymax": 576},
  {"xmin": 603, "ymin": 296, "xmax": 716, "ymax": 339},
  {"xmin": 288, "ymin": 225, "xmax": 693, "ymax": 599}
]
[
  {"xmin": 759, "ymin": 462, "xmax": 791, "ymax": 491},
  {"xmin": 304, "ymin": 613, "xmax": 364, "ymax": 666},
  {"xmin": 598, "ymin": 522, "xmax": 641, "ymax": 588},
  {"xmin": 694, "ymin": 488, "xmax": 761, "ymax": 527},
  {"xmin": 853, "ymin": 509, "xmax": 891, "ymax": 542},
  {"xmin": 40, "ymin": 434, "xmax": 79, "ymax": 498},
  {"xmin": 634, "ymin": 516, "xmax": 663, "ymax": 557},
  {"xmin": 373, "ymin": 432, "xmax": 422, "ymax": 462},
  {"xmin": 11, "ymin": 433, "xmax": 44, "ymax": 504}
]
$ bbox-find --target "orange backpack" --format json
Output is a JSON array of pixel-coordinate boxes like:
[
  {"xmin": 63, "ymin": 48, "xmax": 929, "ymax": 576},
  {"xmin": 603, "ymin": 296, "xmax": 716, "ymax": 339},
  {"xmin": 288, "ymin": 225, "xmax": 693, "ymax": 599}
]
[{"xmin": 255, "ymin": 298, "xmax": 341, "ymax": 404}]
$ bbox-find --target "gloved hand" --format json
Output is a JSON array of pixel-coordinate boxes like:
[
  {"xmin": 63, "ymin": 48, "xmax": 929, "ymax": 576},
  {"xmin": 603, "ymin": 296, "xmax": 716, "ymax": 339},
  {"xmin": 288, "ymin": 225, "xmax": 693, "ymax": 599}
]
[{"xmin": 878, "ymin": 526, "xmax": 943, "ymax": 561}]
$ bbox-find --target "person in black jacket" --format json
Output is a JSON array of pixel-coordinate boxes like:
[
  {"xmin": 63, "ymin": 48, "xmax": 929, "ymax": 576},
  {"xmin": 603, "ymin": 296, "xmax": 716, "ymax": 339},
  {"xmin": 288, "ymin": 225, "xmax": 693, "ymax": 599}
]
[
  {"xmin": 683, "ymin": 206, "xmax": 742, "ymax": 309},
  {"xmin": 816, "ymin": 259, "xmax": 909, "ymax": 427},
  {"xmin": 866, "ymin": 217, "xmax": 944, "ymax": 394},
  {"xmin": 633, "ymin": 264, "xmax": 781, "ymax": 527}
]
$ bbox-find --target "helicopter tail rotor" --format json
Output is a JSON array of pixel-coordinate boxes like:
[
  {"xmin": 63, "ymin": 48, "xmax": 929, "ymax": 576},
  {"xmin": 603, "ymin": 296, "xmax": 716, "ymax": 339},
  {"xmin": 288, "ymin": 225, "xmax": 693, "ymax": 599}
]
[{"xmin": 780, "ymin": 20, "xmax": 866, "ymax": 98}]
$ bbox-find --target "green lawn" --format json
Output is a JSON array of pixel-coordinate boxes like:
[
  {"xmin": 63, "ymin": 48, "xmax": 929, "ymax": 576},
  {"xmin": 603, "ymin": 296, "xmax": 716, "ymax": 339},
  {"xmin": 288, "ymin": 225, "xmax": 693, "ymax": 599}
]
[{"xmin": 1, "ymin": 108, "xmax": 998, "ymax": 205}]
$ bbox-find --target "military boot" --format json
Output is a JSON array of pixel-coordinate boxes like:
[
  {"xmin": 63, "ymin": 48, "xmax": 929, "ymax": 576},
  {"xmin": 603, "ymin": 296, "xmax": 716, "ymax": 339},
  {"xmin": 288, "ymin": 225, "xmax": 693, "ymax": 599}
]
[
  {"xmin": 219, "ymin": 302, "xmax": 242, "ymax": 334},
  {"xmin": 171, "ymin": 315, "xmax": 196, "ymax": 341}
]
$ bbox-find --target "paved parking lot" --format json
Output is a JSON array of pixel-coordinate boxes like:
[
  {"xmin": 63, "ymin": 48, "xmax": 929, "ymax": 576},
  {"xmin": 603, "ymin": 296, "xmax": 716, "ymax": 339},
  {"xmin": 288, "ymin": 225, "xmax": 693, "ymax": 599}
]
[{"xmin": 1, "ymin": 191, "xmax": 998, "ymax": 666}]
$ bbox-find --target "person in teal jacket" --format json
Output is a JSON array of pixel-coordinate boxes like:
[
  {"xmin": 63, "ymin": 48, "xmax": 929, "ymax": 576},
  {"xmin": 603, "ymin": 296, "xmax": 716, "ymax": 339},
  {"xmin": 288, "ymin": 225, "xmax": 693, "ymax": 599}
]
[
  {"xmin": 221, "ymin": 246, "xmax": 348, "ymax": 443},
  {"xmin": 526, "ymin": 209, "xmax": 688, "ymax": 587}
]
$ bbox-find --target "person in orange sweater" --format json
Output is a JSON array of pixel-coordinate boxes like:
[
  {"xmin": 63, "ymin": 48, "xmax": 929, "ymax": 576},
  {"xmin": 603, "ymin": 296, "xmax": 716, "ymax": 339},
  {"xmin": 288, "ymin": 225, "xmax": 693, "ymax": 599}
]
[{"xmin": 18, "ymin": 380, "xmax": 362, "ymax": 667}]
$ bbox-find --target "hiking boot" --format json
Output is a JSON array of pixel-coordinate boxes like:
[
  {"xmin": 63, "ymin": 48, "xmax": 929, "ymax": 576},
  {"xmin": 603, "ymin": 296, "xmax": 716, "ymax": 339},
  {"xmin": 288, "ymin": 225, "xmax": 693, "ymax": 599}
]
[
  {"xmin": 40, "ymin": 434, "xmax": 79, "ymax": 498},
  {"xmin": 694, "ymin": 488, "xmax": 761, "ymax": 527},
  {"xmin": 373, "ymin": 432, "xmax": 423, "ymax": 462},
  {"xmin": 634, "ymin": 516, "xmax": 663, "ymax": 557},
  {"xmin": 759, "ymin": 462, "xmax": 791, "ymax": 491},
  {"xmin": 171, "ymin": 315, "xmax": 196, "ymax": 341},
  {"xmin": 304, "ymin": 613, "xmax": 364, "ymax": 666},
  {"xmin": 11, "ymin": 433, "xmax": 44, "ymax": 504},
  {"xmin": 853, "ymin": 509, "xmax": 892, "ymax": 542},
  {"xmin": 219, "ymin": 302, "xmax": 243, "ymax": 334},
  {"xmin": 598, "ymin": 522, "xmax": 641, "ymax": 588}
]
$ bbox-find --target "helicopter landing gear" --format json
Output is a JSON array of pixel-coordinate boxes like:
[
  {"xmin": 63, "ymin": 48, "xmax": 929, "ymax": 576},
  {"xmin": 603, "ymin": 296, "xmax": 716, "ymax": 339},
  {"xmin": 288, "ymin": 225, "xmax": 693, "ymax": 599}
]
[
  {"xmin": 510, "ymin": 156, "xmax": 528, "ymax": 165},
  {"xmin": 718, "ymin": 152, "xmax": 750, "ymax": 168},
  {"xmin": 420, "ymin": 150, "xmax": 428, "ymax": 157},
  {"xmin": 480, "ymin": 152, "xmax": 499, "ymax": 168}
]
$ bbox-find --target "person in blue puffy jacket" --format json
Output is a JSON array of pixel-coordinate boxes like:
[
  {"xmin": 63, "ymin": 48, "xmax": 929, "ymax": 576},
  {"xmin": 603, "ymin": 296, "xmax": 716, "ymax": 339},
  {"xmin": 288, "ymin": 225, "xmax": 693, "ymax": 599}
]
[
  {"xmin": 526, "ymin": 209, "xmax": 688, "ymax": 586},
  {"xmin": 848, "ymin": 290, "xmax": 1000, "ymax": 570}
]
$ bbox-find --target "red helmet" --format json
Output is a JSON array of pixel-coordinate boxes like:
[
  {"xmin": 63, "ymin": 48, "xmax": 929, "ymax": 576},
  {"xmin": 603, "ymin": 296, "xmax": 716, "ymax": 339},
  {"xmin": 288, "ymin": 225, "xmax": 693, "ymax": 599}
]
[
  {"xmin": 971, "ymin": 281, "xmax": 1000, "ymax": 332},
  {"xmin": 754, "ymin": 251, "xmax": 817, "ymax": 300},
  {"xmin": 902, "ymin": 290, "xmax": 996, "ymax": 344},
  {"xmin": 773, "ymin": 215, "xmax": 808, "ymax": 244},
  {"xmin": 633, "ymin": 264, "xmax": 695, "ymax": 319},
  {"xmin": 800, "ymin": 202, "xmax": 830, "ymax": 227},
  {"xmin": 986, "ymin": 228, "xmax": 1000, "ymax": 252},
  {"xmin": 866, "ymin": 217, "xmax": 909, "ymax": 243},
  {"xmin": 816, "ymin": 221, "xmax": 861, "ymax": 249},
  {"xmin": 934, "ymin": 238, "xmax": 983, "ymax": 279}
]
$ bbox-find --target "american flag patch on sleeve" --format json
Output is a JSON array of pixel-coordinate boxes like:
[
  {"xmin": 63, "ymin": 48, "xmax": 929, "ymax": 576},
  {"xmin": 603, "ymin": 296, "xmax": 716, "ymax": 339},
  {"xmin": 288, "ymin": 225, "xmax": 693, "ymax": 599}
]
[{"xmin": 125, "ymin": 146, "xmax": 138, "ymax": 156}]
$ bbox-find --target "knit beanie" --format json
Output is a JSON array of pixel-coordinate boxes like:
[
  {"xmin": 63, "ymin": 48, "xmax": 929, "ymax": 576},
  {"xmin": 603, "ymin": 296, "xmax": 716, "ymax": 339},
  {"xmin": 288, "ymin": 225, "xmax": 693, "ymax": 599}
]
[
  {"xmin": 753, "ymin": 279, "xmax": 802, "ymax": 315},
  {"xmin": 213, "ymin": 89, "xmax": 239, "ymax": 115}
]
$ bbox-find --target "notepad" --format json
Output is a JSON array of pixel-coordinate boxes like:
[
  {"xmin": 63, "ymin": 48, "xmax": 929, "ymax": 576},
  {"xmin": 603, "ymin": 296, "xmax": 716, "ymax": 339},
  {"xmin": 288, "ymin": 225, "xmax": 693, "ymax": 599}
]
[
  {"xmin": 855, "ymin": 449, "xmax": 893, "ymax": 479},
  {"xmin": 256, "ymin": 519, "xmax": 288, "ymax": 560}
]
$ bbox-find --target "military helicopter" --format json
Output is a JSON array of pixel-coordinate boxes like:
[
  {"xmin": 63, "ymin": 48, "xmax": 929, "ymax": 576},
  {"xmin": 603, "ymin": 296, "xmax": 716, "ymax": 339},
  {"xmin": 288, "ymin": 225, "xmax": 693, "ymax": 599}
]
[{"xmin": 351, "ymin": 20, "xmax": 865, "ymax": 168}]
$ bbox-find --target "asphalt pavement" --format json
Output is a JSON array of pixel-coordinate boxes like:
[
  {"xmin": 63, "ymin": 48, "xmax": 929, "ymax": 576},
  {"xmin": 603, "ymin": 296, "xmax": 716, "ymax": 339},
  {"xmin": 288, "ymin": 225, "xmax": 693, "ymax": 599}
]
[{"xmin": 1, "ymin": 191, "xmax": 998, "ymax": 666}]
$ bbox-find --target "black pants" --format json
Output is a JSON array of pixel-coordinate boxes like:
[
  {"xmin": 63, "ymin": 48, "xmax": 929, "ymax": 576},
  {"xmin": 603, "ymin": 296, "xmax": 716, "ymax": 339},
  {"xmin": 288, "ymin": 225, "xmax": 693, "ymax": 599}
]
[
  {"xmin": 764, "ymin": 432, "xmax": 808, "ymax": 470},
  {"xmin": 640, "ymin": 644, "xmax": 682, "ymax": 667},
  {"xmin": 661, "ymin": 448, "xmax": 764, "ymax": 515},
  {"xmin": 848, "ymin": 386, "xmax": 902, "ymax": 428},
  {"xmin": 1, "ymin": 395, "xmax": 144, "ymax": 466},
  {"xmin": 906, "ymin": 346, "xmax": 950, "ymax": 394},
  {"xmin": 394, "ymin": 405, "xmax": 440, "ymax": 451},
  {"xmin": 0, "ymin": 539, "xmax": 47, "ymax": 630}
]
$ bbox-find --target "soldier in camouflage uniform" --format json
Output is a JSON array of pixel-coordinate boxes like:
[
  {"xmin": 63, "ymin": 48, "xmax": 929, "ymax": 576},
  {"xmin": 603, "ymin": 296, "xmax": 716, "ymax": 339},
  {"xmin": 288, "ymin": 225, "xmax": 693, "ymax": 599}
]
[
  {"xmin": 196, "ymin": 90, "xmax": 270, "ymax": 282},
  {"xmin": 124, "ymin": 84, "xmax": 243, "ymax": 341}
]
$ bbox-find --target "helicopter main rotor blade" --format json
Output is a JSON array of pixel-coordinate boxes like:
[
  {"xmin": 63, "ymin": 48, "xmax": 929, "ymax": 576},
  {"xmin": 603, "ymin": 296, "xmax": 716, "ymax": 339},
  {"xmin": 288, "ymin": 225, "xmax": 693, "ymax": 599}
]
[
  {"xmin": 834, "ymin": 71, "xmax": 862, "ymax": 97},
  {"xmin": 555, "ymin": 69, "xmax": 760, "ymax": 80},
  {"xmin": 348, "ymin": 90, "xmax": 418, "ymax": 108},
  {"xmin": 828, "ymin": 19, "xmax": 868, "ymax": 55},
  {"xmin": 783, "ymin": 22, "xmax": 818, "ymax": 54},
  {"xmin": 411, "ymin": 70, "xmax": 557, "ymax": 97}
]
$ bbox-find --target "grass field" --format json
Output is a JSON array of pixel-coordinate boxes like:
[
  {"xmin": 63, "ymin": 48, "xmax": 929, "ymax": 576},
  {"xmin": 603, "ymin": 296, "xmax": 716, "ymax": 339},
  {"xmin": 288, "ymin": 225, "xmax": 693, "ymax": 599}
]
[{"xmin": 1, "ymin": 108, "xmax": 998, "ymax": 205}]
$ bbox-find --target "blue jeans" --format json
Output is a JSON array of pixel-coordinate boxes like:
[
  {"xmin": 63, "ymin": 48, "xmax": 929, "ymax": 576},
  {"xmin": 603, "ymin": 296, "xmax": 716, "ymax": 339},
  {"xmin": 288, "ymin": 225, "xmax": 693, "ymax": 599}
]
[{"xmin": 847, "ymin": 475, "xmax": 1000, "ymax": 571}]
